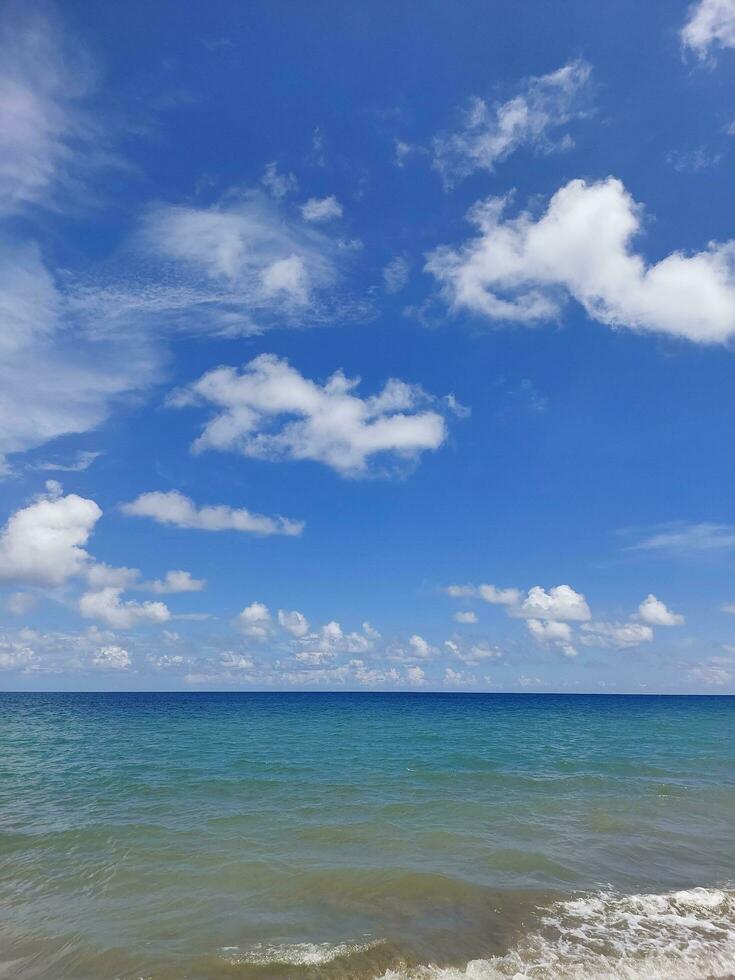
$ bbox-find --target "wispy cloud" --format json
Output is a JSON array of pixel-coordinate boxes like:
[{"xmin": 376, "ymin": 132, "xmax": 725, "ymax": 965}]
[
  {"xmin": 69, "ymin": 190, "xmax": 368, "ymax": 339},
  {"xmin": 627, "ymin": 522, "xmax": 735, "ymax": 554},
  {"xmin": 433, "ymin": 60, "xmax": 593, "ymax": 187},
  {"xmin": 121, "ymin": 490, "xmax": 304, "ymax": 537},
  {"xmin": 0, "ymin": 0, "xmax": 110, "ymax": 215}
]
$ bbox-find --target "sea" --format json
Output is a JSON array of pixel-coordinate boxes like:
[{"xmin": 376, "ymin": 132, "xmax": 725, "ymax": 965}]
[{"xmin": 1, "ymin": 692, "xmax": 734, "ymax": 979}]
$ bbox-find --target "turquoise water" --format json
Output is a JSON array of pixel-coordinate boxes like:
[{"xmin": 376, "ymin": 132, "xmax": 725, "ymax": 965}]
[{"xmin": 1, "ymin": 692, "xmax": 735, "ymax": 978}]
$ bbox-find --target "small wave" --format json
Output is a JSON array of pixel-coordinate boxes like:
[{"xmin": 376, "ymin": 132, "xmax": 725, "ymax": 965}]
[
  {"xmin": 377, "ymin": 886, "xmax": 735, "ymax": 979},
  {"xmin": 222, "ymin": 938, "xmax": 383, "ymax": 966}
]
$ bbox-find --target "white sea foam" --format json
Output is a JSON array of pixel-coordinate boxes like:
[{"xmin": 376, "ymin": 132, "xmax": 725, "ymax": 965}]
[
  {"xmin": 378, "ymin": 887, "xmax": 735, "ymax": 979},
  {"xmin": 222, "ymin": 938, "xmax": 382, "ymax": 966}
]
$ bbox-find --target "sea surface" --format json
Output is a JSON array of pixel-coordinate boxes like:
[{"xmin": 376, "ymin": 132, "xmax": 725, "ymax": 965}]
[{"xmin": 1, "ymin": 692, "xmax": 734, "ymax": 979}]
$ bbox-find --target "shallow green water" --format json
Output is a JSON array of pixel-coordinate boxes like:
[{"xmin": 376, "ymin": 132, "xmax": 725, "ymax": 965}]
[{"xmin": 1, "ymin": 692, "xmax": 734, "ymax": 978}]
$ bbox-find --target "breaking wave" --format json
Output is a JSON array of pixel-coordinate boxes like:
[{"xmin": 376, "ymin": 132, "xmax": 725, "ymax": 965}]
[{"xmin": 378, "ymin": 887, "xmax": 735, "ymax": 979}]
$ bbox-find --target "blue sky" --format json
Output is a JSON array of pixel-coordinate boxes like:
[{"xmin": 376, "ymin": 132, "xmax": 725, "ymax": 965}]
[{"xmin": 2, "ymin": 0, "xmax": 735, "ymax": 691}]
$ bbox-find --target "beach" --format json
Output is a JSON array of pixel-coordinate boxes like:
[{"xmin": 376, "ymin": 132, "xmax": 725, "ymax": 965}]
[{"xmin": 1, "ymin": 692, "xmax": 734, "ymax": 978}]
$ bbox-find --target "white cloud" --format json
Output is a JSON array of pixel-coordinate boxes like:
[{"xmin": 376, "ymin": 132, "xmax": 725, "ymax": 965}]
[
  {"xmin": 0, "ymin": 636, "xmax": 36, "ymax": 670},
  {"xmin": 31, "ymin": 450, "xmax": 102, "ymax": 473},
  {"xmin": 453, "ymin": 610, "xmax": 478, "ymax": 624},
  {"xmin": 86, "ymin": 564, "xmax": 204, "ymax": 597},
  {"xmin": 86, "ymin": 563, "xmax": 140, "ymax": 590},
  {"xmin": 278, "ymin": 609, "xmax": 310, "ymax": 637},
  {"xmin": 0, "ymin": 1, "xmax": 98, "ymax": 214},
  {"xmin": 295, "ymin": 650, "xmax": 335, "ymax": 665},
  {"xmin": 0, "ymin": 242, "xmax": 157, "ymax": 469},
  {"xmin": 146, "ymin": 570, "xmax": 205, "ymax": 594},
  {"xmin": 406, "ymin": 665, "xmax": 426, "ymax": 686},
  {"xmin": 117, "ymin": 191, "xmax": 349, "ymax": 334},
  {"xmin": 220, "ymin": 651, "xmax": 255, "ymax": 670},
  {"xmin": 300, "ymin": 195, "xmax": 343, "ymax": 222},
  {"xmin": 408, "ymin": 633, "xmax": 435, "ymax": 659},
  {"xmin": 172, "ymin": 353, "xmax": 450, "ymax": 477},
  {"xmin": 445, "ymin": 583, "xmax": 520, "ymax": 605},
  {"xmin": 237, "ymin": 601, "xmax": 272, "ymax": 638},
  {"xmin": 681, "ymin": 0, "xmax": 735, "ymax": 59},
  {"xmin": 478, "ymin": 584, "xmax": 522, "ymax": 606},
  {"xmin": 526, "ymin": 618, "xmax": 572, "ymax": 643},
  {"xmin": 427, "ymin": 177, "xmax": 735, "ymax": 344},
  {"xmin": 6, "ymin": 591, "xmax": 37, "ymax": 615},
  {"xmin": 513, "ymin": 585, "xmax": 591, "ymax": 622},
  {"xmin": 121, "ymin": 490, "xmax": 303, "ymax": 537},
  {"xmin": 580, "ymin": 621, "xmax": 654, "ymax": 649},
  {"xmin": 628, "ymin": 522, "xmax": 735, "ymax": 554},
  {"xmin": 445, "ymin": 584, "xmax": 477, "ymax": 598},
  {"xmin": 688, "ymin": 657, "xmax": 734, "ymax": 686},
  {"xmin": 637, "ymin": 594, "xmax": 684, "ymax": 626},
  {"xmin": 261, "ymin": 161, "xmax": 298, "ymax": 200},
  {"xmin": 0, "ymin": 486, "xmax": 101, "ymax": 587},
  {"xmin": 526, "ymin": 618, "xmax": 578, "ymax": 657},
  {"xmin": 394, "ymin": 140, "xmax": 416, "ymax": 167},
  {"xmin": 450, "ymin": 639, "xmax": 502, "ymax": 666},
  {"xmin": 79, "ymin": 587, "xmax": 171, "ymax": 629},
  {"xmin": 433, "ymin": 60, "xmax": 592, "ymax": 186},
  {"xmin": 91, "ymin": 645, "xmax": 131, "ymax": 670},
  {"xmin": 383, "ymin": 256, "xmax": 410, "ymax": 293},
  {"xmin": 444, "ymin": 667, "xmax": 467, "ymax": 685}
]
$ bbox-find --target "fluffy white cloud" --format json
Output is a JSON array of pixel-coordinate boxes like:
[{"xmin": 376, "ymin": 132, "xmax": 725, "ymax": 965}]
[
  {"xmin": 171, "ymin": 353, "xmax": 450, "ymax": 477},
  {"xmin": 433, "ymin": 60, "xmax": 592, "ymax": 185},
  {"xmin": 525, "ymin": 618, "xmax": 578, "ymax": 658},
  {"xmin": 0, "ymin": 486, "xmax": 101, "ymax": 587},
  {"xmin": 637, "ymin": 594, "xmax": 684, "ymax": 626},
  {"xmin": 300, "ymin": 195, "xmax": 343, "ymax": 222},
  {"xmin": 580, "ymin": 621, "xmax": 654, "ymax": 649},
  {"xmin": 478, "ymin": 584, "xmax": 522, "ymax": 606},
  {"xmin": 146, "ymin": 570, "xmax": 205, "ymax": 594},
  {"xmin": 444, "ymin": 667, "xmax": 467, "ymax": 685},
  {"xmin": 427, "ymin": 177, "xmax": 735, "ymax": 343},
  {"xmin": 237, "ymin": 601, "xmax": 272, "ymax": 638},
  {"xmin": 406, "ymin": 665, "xmax": 426, "ymax": 686},
  {"xmin": 79, "ymin": 588, "xmax": 171, "ymax": 629},
  {"xmin": 408, "ymin": 634, "xmax": 435, "ymax": 659},
  {"xmin": 278, "ymin": 609, "xmax": 310, "ymax": 637},
  {"xmin": 121, "ymin": 490, "xmax": 303, "ymax": 537},
  {"xmin": 453, "ymin": 610, "xmax": 478, "ymax": 624},
  {"xmin": 91, "ymin": 645, "xmax": 131, "ymax": 670},
  {"xmin": 681, "ymin": 0, "xmax": 735, "ymax": 58},
  {"xmin": 513, "ymin": 585, "xmax": 591, "ymax": 622}
]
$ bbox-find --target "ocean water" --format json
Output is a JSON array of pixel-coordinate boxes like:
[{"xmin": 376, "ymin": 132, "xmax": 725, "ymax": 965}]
[{"xmin": 1, "ymin": 693, "xmax": 734, "ymax": 979}]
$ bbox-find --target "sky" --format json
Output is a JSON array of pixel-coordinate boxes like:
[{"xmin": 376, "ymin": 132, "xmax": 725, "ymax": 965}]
[{"xmin": 2, "ymin": 0, "xmax": 735, "ymax": 692}]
